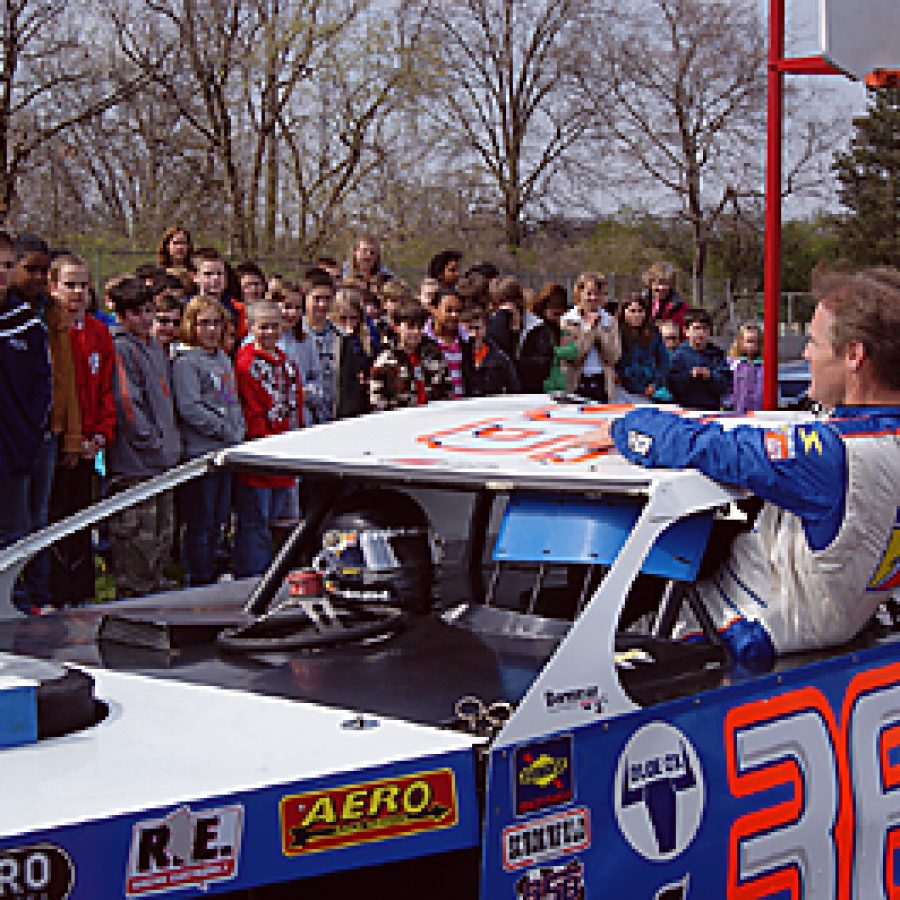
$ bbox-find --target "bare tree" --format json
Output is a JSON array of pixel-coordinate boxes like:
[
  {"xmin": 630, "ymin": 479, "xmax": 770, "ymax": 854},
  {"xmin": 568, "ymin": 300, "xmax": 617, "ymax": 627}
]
[
  {"xmin": 0, "ymin": 0, "xmax": 143, "ymax": 221},
  {"xmin": 416, "ymin": 0, "xmax": 599, "ymax": 249},
  {"xmin": 587, "ymin": 0, "xmax": 766, "ymax": 304},
  {"xmin": 276, "ymin": 1, "xmax": 430, "ymax": 256}
]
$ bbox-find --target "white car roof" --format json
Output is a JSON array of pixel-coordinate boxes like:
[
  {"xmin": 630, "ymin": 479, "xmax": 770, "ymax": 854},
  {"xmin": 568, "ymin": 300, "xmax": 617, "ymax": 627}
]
[{"xmin": 220, "ymin": 395, "xmax": 811, "ymax": 496}]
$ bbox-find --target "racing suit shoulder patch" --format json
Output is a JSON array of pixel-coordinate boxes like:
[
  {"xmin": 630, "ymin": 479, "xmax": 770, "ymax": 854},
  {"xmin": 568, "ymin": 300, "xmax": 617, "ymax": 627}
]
[
  {"xmin": 627, "ymin": 430, "xmax": 653, "ymax": 456},
  {"xmin": 764, "ymin": 427, "xmax": 795, "ymax": 461}
]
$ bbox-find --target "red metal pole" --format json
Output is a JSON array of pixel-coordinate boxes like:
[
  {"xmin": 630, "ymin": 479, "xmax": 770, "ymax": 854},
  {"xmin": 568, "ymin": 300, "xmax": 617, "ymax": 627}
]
[{"xmin": 763, "ymin": 0, "xmax": 784, "ymax": 409}]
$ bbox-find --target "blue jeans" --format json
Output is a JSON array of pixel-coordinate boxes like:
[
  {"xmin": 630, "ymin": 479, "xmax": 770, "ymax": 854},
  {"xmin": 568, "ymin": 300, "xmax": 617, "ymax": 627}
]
[
  {"xmin": 233, "ymin": 483, "xmax": 293, "ymax": 578},
  {"xmin": 22, "ymin": 432, "xmax": 57, "ymax": 606},
  {"xmin": 0, "ymin": 475, "xmax": 30, "ymax": 551},
  {"xmin": 180, "ymin": 470, "xmax": 233, "ymax": 586}
]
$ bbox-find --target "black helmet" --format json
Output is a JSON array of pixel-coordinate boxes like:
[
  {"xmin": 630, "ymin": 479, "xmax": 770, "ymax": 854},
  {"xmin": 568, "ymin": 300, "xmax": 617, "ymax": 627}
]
[{"xmin": 315, "ymin": 490, "xmax": 435, "ymax": 613}]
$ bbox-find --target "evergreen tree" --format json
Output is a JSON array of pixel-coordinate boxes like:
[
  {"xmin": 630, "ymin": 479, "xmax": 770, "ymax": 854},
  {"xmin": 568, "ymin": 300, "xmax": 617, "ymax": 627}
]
[{"xmin": 833, "ymin": 87, "xmax": 900, "ymax": 266}]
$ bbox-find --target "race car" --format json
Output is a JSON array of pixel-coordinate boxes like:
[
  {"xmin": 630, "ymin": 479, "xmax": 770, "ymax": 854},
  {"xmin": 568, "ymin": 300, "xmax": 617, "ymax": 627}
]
[{"xmin": 0, "ymin": 394, "xmax": 897, "ymax": 899}]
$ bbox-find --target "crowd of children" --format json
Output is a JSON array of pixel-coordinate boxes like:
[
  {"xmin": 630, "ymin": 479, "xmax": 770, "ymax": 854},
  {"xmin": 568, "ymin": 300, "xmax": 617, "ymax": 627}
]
[{"xmin": 0, "ymin": 226, "xmax": 769, "ymax": 611}]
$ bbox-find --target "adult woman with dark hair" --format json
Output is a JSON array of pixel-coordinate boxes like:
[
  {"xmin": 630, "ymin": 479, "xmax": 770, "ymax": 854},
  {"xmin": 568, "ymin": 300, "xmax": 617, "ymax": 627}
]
[
  {"xmin": 156, "ymin": 226, "xmax": 193, "ymax": 271},
  {"xmin": 532, "ymin": 283, "xmax": 578, "ymax": 394},
  {"xmin": 486, "ymin": 276, "xmax": 553, "ymax": 393},
  {"xmin": 560, "ymin": 272, "xmax": 621, "ymax": 401},
  {"xmin": 615, "ymin": 293, "xmax": 670, "ymax": 401}
]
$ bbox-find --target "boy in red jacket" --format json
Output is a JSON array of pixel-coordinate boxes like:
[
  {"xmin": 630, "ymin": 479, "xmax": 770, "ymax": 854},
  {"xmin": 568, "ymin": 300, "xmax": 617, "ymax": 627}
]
[
  {"xmin": 49, "ymin": 254, "xmax": 116, "ymax": 605},
  {"xmin": 233, "ymin": 300, "xmax": 300, "ymax": 576}
]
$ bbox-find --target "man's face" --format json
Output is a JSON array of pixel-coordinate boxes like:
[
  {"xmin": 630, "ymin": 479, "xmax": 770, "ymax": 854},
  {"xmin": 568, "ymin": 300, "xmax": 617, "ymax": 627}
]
[
  {"xmin": 53, "ymin": 264, "xmax": 91, "ymax": 322},
  {"xmin": 305, "ymin": 286, "xmax": 333, "ymax": 327},
  {"xmin": 196, "ymin": 260, "xmax": 225, "ymax": 298},
  {"xmin": 240, "ymin": 273, "xmax": 265, "ymax": 304},
  {"xmin": 0, "ymin": 247, "xmax": 16, "ymax": 299},
  {"xmin": 252, "ymin": 308, "xmax": 283, "ymax": 353},
  {"xmin": 686, "ymin": 321, "xmax": 709, "ymax": 351},
  {"xmin": 398, "ymin": 319, "xmax": 423, "ymax": 354},
  {"xmin": 11, "ymin": 250, "xmax": 50, "ymax": 302},
  {"xmin": 121, "ymin": 301, "xmax": 155, "ymax": 342},
  {"xmin": 804, "ymin": 303, "xmax": 846, "ymax": 407}
]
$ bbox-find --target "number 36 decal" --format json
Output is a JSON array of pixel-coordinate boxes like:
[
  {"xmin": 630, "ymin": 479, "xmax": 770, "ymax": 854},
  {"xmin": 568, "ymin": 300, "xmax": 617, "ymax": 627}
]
[{"xmin": 725, "ymin": 662, "xmax": 900, "ymax": 899}]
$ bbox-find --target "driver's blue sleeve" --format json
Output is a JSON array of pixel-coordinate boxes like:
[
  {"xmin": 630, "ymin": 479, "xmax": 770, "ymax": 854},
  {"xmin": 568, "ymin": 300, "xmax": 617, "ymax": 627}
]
[{"xmin": 610, "ymin": 408, "xmax": 846, "ymax": 550}]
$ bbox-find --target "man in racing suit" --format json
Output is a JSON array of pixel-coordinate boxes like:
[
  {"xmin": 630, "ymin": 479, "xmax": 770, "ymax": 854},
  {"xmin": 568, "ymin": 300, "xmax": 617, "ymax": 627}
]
[{"xmin": 598, "ymin": 267, "xmax": 900, "ymax": 670}]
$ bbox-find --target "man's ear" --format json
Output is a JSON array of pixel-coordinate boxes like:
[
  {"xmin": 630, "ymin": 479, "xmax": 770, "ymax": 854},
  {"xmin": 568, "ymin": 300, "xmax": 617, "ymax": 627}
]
[{"xmin": 845, "ymin": 340, "xmax": 867, "ymax": 372}]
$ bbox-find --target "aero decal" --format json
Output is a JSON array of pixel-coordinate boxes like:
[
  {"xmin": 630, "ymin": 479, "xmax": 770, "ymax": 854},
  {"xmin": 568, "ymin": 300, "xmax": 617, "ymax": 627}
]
[
  {"xmin": 725, "ymin": 687, "xmax": 844, "ymax": 899},
  {"xmin": 725, "ymin": 662, "xmax": 900, "ymax": 899},
  {"xmin": 280, "ymin": 768, "xmax": 458, "ymax": 855}
]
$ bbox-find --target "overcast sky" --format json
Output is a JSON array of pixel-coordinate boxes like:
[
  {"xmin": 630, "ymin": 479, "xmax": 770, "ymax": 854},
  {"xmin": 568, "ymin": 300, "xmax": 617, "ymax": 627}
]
[{"xmin": 779, "ymin": 0, "xmax": 869, "ymax": 216}]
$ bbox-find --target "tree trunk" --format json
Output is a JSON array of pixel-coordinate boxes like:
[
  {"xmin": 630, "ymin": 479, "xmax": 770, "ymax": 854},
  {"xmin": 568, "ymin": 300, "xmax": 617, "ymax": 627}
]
[{"xmin": 692, "ymin": 226, "xmax": 706, "ymax": 308}]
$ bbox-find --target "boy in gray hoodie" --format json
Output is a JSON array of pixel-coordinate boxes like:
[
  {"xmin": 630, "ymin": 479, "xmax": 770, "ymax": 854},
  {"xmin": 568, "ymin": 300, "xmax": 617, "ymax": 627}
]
[
  {"xmin": 107, "ymin": 278, "xmax": 181, "ymax": 597},
  {"xmin": 173, "ymin": 296, "xmax": 245, "ymax": 585}
]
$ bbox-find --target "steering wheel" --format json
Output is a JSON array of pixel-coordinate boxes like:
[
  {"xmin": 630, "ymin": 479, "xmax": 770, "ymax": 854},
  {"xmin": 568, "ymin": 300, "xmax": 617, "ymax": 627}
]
[{"xmin": 216, "ymin": 596, "xmax": 407, "ymax": 653}]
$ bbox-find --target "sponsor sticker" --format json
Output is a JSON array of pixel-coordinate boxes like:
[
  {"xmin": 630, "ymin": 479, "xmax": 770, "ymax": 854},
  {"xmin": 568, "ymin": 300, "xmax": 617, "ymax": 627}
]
[
  {"xmin": 544, "ymin": 685, "xmax": 606, "ymax": 715},
  {"xmin": 0, "ymin": 843, "xmax": 74, "ymax": 900},
  {"xmin": 502, "ymin": 807, "xmax": 590, "ymax": 871},
  {"xmin": 514, "ymin": 736, "xmax": 574, "ymax": 816},
  {"xmin": 125, "ymin": 803, "xmax": 243, "ymax": 896},
  {"xmin": 614, "ymin": 722, "xmax": 705, "ymax": 862},
  {"xmin": 280, "ymin": 768, "xmax": 458, "ymax": 855},
  {"xmin": 514, "ymin": 859, "xmax": 585, "ymax": 900},
  {"xmin": 764, "ymin": 427, "xmax": 795, "ymax": 461}
]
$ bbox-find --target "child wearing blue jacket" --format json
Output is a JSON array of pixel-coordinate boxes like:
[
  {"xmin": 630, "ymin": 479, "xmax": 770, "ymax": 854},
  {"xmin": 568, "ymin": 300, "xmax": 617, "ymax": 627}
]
[
  {"xmin": 0, "ymin": 231, "xmax": 51, "ymax": 559},
  {"xmin": 667, "ymin": 308, "xmax": 731, "ymax": 410}
]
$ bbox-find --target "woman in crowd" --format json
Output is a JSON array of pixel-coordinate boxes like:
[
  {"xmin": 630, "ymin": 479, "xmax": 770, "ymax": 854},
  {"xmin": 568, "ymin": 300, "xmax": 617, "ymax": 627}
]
[
  {"xmin": 531, "ymin": 282, "xmax": 577, "ymax": 394},
  {"xmin": 346, "ymin": 234, "xmax": 390, "ymax": 293},
  {"xmin": 157, "ymin": 226, "xmax": 193, "ymax": 271},
  {"xmin": 643, "ymin": 261, "xmax": 687, "ymax": 336},
  {"xmin": 727, "ymin": 322, "xmax": 764, "ymax": 413},
  {"xmin": 172, "ymin": 297, "xmax": 245, "ymax": 585},
  {"xmin": 560, "ymin": 272, "xmax": 621, "ymax": 401},
  {"xmin": 486, "ymin": 276, "xmax": 554, "ymax": 393},
  {"xmin": 615, "ymin": 293, "xmax": 670, "ymax": 401}
]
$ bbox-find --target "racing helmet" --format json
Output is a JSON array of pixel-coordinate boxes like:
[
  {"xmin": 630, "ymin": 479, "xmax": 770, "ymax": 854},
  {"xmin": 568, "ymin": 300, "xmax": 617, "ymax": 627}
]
[{"xmin": 314, "ymin": 490, "xmax": 436, "ymax": 613}]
